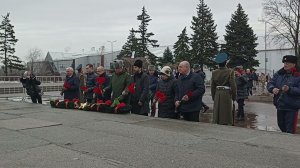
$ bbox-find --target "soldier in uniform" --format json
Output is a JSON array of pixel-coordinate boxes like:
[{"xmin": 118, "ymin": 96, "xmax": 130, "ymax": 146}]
[
  {"xmin": 211, "ymin": 53, "xmax": 237, "ymax": 125},
  {"xmin": 104, "ymin": 60, "xmax": 132, "ymax": 103},
  {"xmin": 76, "ymin": 64, "xmax": 85, "ymax": 103}
]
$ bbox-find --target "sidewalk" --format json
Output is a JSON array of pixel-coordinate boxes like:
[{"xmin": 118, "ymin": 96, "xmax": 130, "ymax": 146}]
[{"xmin": 0, "ymin": 99, "xmax": 300, "ymax": 168}]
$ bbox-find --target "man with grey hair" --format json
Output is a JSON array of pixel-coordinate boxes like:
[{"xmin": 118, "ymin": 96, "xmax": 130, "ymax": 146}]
[
  {"xmin": 175, "ymin": 61, "xmax": 205, "ymax": 122},
  {"xmin": 61, "ymin": 67, "xmax": 79, "ymax": 100}
]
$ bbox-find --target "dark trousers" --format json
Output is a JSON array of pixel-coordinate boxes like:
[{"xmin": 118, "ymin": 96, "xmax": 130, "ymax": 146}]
[
  {"xmin": 31, "ymin": 95, "xmax": 42, "ymax": 104},
  {"xmin": 277, "ymin": 110, "xmax": 298, "ymax": 134},
  {"xmin": 237, "ymin": 99, "xmax": 245, "ymax": 118},
  {"xmin": 181, "ymin": 111, "xmax": 200, "ymax": 122}
]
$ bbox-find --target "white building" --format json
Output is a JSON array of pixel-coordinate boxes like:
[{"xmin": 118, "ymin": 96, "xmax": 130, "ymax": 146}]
[{"xmin": 45, "ymin": 50, "xmax": 119, "ymax": 76}]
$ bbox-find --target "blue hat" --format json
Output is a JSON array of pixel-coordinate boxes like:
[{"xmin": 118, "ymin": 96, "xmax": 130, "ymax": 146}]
[
  {"xmin": 76, "ymin": 64, "xmax": 82, "ymax": 70},
  {"xmin": 214, "ymin": 53, "xmax": 228, "ymax": 64}
]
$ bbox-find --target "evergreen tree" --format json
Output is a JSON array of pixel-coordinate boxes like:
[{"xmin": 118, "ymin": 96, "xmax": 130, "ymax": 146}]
[
  {"xmin": 0, "ymin": 13, "xmax": 23, "ymax": 76},
  {"xmin": 224, "ymin": 4, "xmax": 259, "ymax": 69},
  {"xmin": 173, "ymin": 27, "xmax": 191, "ymax": 63},
  {"xmin": 158, "ymin": 47, "xmax": 174, "ymax": 66},
  {"xmin": 190, "ymin": 0, "xmax": 218, "ymax": 70},
  {"xmin": 118, "ymin": 28, "xmax": 139, "ymax": 59},
  {"xmin": 133, "ymin": 6, "xmax": 159, "ymax": 65}
]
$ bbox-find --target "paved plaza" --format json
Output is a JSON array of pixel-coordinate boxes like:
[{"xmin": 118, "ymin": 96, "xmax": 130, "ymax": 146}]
[{"xmin": 0, "ymin": 98, "xmax": 300, "ymax": 168}]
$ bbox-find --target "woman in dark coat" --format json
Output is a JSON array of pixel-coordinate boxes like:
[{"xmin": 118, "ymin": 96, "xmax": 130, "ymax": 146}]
[
  {"xmin": 234, "ymin": 67, "xmax": 248, "ymax": 121},
  {"xmin": 20, "ymin": 71, "xmax": 42, "ymax": 104},
  {"xmin": 153, "ymin": 66, "xmax": 178, "ymax": 119}
]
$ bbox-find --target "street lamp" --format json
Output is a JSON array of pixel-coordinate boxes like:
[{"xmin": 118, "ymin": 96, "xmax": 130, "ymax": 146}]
[
  {"xmin": 107, "ymin": 40, "xmax": 117, "ymax": 59},
  {"xmin": 258, "ymin": 19, "xmax": 268, "ymax": 75}
]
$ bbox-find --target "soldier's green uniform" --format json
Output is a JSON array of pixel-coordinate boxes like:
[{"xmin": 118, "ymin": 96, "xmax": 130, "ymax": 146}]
[
  {"xmin": 211, "ymin": 53, "xmax": 237, "ymax": 125},
  {"xmin": 76, "ymin": 64, "xmax": 86, "ymax": 103}
]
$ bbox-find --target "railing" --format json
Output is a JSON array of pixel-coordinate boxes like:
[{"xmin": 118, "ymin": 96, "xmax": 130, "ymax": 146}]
[
  {"xmin": 0, "ymin": 85, "xmax": 62, "ymax": 94},
  {"xmin": 0, "ymin": 76, "xmax": 64, "ymax": 83}
]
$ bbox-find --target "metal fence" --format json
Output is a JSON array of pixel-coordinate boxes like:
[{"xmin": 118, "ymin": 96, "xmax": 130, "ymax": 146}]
[
  {"xmin": 0, "ymin": 76, "xmax": 64, "ymax": 83},
  {"xmin": 0, "ymin": 85, "xmax": 62, "ymax": 94}
]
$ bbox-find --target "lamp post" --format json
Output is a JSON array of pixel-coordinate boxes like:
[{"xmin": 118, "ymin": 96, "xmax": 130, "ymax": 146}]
[
  {"xmin": 107, "ymin": 40, "xmax": 117, "ymax": 59},
  {"xmin": 258, "ymin": 19, "xmax": 268, "ymax": 75}
]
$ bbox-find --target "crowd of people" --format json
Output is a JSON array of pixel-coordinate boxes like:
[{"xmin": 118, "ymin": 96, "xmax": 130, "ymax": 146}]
[{"xmin": 20, "ymin": 53, "xmax": 300, "ymax": 134}]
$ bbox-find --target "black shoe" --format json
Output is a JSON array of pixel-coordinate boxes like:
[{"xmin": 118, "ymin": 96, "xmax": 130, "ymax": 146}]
[{"xmin": 203, "ymin": 106, "xmax": 209, "ymax": 113}]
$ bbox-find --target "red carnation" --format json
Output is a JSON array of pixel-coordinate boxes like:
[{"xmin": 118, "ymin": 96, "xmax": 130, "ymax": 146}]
[
  {"xmin": 93, "ymin": 87, "xmax": 103, "ymax": 95},
  {"xmin": 97, "ymin": 77, "xmax": 106, "ymax": 85},
  {"xmin": 186, "ymin": 91, "xmax": 193, "ymax": 99},
  {"xmin": 116, "ymin": 102, "xmax": 126, "ymax": 110},
  {"xmin": 291, "ymin": 67, "xmax": 297, "ymax": 73},
  {"xmin": 80, "ymin": 86, "xmax": 88, "ymax": 92},
  {"xmin": 291, "ymin": 67, "xmax": 300, "ymax": 77},
  {"xmin": 73, "ymin": 99, "xmax": 80, "ymax": 103},
  {"xmin": 128, "ymin": 83, "xmax": 135, "ymax": 94},
  {"xmin": 63, "ymin": 82, "xmax": 71, "ymax": 89},
  {"xmin": 64, "ymin": 99, "xmax": 71, "ymax": 103},
  {"xmin": 105, "ymin": 100, "xmax": 112, "ymax": 106},
  {"xmin": 97, "ymin": 99, "xmax": 104, "ymax": 104},
  {"xmin": 155, "ymin": 90, "xmax": 167, "ymax": 104}
]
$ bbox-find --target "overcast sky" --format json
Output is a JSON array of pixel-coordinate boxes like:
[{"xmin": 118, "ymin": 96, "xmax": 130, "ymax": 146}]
[{"xmin": 0, "ymin": 0, "xmax": 265, "ymax": 61}]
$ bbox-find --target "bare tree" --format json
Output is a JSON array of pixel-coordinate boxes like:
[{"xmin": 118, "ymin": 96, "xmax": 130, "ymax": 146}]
[
  {"xmin": 263, "ymin": 0, "xmax": 300, "ymax": 58},
  {"xmin": 26, "ymin": 48, "xmax": 43, "ymax": 74}
]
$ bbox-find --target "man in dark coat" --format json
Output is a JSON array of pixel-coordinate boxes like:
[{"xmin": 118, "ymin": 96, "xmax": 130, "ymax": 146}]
[
  {"xmin": 153, "ymin": 66, "xmax": 178, "ymax": 119},
  {"xmin": 130, "ymin": 59, "xmax": 150, "ymax": 116},
  {"xmin": 61, "ymin": 67, "xmax": 80, "ymax": 100},
  {"xmin": 20, "ymin": 71, "xmax": 42, "ymax": 104},
  {"xmin": 234, "ymin": 66, "xmax": 248, "ymax": 121},
  {"xmin": 267, "ymin": 55, "xmax": 300, "ymax": 134},
  {"xmin": 85, "ymin": 64, "xmax": 97, "ymax": 103},
  {"xmin": 148, "ymin": 65, "xmax": 158, "ymax": 116},
  {"xmin": 175, "ymin": 61, "xmax": 205, "ymax": 122},
  {"xmin": 193, "ymin": 64, "xmax": 209, "ymax": 113}
]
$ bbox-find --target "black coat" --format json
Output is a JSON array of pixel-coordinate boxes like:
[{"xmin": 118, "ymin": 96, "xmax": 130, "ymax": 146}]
[
  {"xmin": 235, "ymin": 74, "xmax": 248, "ymax": 100},
  {"xmin": 156, "ymin": 77, "xmax": 178, "ymax": 118},
  {"xmin": 85, "ymin": 72, "xmax": 97, "ymax": 100},
  {"xmin": 175, "ymin": 72, "xmax": 205, "ymax": 113},
  {"xmin": 20, "ymin": 77, "xmax": 41, "ymax": 96},
  {"xmin": 131, "ymin": 72, "xmax": 149, "ymax": 115},
  {"xmin": 267, "ymin": 68, "xmax": 300, "ymax": 110},
  {"xmin": 63, "ymin": 75, "xmax": 80, "ymax": 100}
]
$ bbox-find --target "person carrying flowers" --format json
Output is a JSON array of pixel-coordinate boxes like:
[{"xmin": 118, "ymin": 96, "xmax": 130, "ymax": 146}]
[
  {"xmin": 175, "ymin": 61, "xmax": 205, "ymax": 122},
  {"xmin": 104, "ymin": 60, "xmax": 132, "ymax": 104},
  {"xmin": 267, "ymin": 55, "xmax": 300, "ymax": 134},
  {"xmin": 152, "ymin": 66, "xmax": 178, "ymax": 119},
  {"xmin": 130, "ymin": 59, "xmax": 150, "ymax": 116},
  {"xmin": 95, "ymin": 66, "xmax": 111, "ymax": 102},
  {"xmin": 84, "ymin": 64, "xmax": 97, "ymax": 103},
  {"xmin": 61, "ymin": 67, "xmax": 79, "ymax": 100}
]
